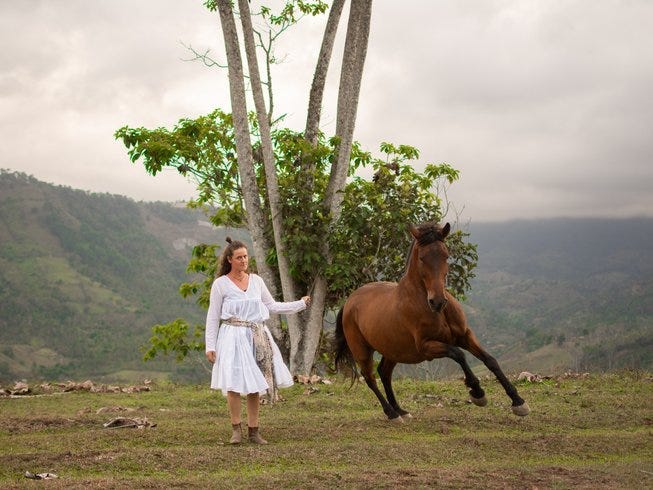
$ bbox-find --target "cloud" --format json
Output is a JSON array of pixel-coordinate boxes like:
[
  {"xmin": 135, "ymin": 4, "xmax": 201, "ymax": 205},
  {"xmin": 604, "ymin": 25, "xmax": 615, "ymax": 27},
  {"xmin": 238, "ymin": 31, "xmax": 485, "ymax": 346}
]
[
  {"xmin": 1, "ymin": 0, "xmax": 651, "ymax": 221},
  {"xmin": 355, "ymin": 1, "xmax": 653, "ymax": 221}
]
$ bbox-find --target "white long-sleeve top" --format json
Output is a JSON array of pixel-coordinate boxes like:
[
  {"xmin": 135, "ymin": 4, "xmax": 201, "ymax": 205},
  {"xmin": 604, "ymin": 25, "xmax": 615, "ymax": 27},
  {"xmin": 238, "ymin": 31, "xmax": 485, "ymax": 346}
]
[{"xmin": 205, "ymin": 274, "xmax": 306, "ymax": 353}]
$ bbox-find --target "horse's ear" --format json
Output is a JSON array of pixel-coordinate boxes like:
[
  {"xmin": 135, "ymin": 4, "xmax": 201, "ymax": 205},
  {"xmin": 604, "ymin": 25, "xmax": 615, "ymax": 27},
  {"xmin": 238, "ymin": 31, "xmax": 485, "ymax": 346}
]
[
  {"xmin": 408, "ymin": 224, "xmax": 419, "ymax": 240},
  {"xmin": 441, "ymin": 222, "xmax": 451, "ymax": 239}
]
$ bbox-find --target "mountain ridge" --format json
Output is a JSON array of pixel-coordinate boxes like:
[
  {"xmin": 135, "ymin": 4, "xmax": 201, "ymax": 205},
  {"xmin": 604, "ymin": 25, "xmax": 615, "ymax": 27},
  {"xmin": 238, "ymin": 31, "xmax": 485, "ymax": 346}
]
[{"xmin": 1, "ymin": 170, "xmax": 651, "ymax": 382}]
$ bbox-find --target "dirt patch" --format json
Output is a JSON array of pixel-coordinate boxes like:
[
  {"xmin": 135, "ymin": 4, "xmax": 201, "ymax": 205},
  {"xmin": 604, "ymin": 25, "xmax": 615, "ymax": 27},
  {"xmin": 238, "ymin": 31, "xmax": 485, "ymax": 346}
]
[
  {"xmin": 240, "ymin": 465, "xmax": 630, "ymax": 489},
  {"xmin": 0, "ymin": 416, "xmax": 95, "ymax": 433}
]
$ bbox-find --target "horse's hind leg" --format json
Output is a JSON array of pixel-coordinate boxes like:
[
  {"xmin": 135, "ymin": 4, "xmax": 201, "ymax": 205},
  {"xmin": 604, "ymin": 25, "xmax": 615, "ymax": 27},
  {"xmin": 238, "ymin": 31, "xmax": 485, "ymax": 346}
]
[
  {"xmin": 378, "ymin": 357, "xmax": 411, "ymax": 418},
  {"xmin": 358, "ymin": 356, "xmax": 402, "ymax": 421},
  {"xmin": 461, "ymin": 333, "xmax": 530, "ymax": 416}
]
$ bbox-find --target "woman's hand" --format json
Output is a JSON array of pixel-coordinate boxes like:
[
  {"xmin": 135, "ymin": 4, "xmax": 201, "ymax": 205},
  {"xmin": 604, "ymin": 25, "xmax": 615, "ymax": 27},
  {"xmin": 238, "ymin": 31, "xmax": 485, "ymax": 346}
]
[
  {"xmin": 206, "ymin": 351, "xmax": 216, "ymax": 364},
  {"xmin": 302, "ymin": 296, "xmax": 311, "ymax": 307}
]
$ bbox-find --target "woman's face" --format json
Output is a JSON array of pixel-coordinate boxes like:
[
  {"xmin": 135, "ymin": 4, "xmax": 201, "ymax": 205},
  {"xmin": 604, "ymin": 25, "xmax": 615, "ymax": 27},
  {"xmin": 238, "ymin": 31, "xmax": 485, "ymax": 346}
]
[{"xmin": 228, "ymin": 247, "xmax": 249, "ymax": 273}]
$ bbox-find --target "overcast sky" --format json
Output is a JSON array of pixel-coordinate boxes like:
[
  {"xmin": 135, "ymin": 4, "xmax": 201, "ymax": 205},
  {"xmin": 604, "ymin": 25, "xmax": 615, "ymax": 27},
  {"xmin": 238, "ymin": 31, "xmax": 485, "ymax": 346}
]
[{"xmin": 1, "ymin": 1, "xmax": 651, "ymax": 223}]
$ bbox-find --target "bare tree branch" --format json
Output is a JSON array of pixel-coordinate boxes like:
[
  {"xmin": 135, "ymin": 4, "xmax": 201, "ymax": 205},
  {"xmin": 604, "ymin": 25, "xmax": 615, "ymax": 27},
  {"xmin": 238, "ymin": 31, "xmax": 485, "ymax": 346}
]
[{"xmin": 180, "ymin": 42, "xmax": 228, "ymax": 69}]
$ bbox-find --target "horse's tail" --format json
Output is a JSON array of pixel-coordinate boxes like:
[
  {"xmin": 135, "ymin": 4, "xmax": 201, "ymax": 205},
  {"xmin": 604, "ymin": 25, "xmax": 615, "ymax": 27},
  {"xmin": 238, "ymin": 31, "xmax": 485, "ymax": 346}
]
[{"xmin": 333, "ymin": 307, "xmax": 359, "ymax": 383}]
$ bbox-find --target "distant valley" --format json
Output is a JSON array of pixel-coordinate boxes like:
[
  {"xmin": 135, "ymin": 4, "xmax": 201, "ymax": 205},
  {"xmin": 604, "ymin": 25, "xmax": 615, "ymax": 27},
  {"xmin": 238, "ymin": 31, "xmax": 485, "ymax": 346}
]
[{"xmin": 1, "ymin": 170, "xmax": 651, "ymax": 383}]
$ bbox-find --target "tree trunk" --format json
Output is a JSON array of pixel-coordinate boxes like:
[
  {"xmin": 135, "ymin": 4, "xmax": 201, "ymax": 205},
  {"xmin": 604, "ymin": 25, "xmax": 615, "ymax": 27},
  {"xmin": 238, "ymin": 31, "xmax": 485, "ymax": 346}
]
[
  {"xmin": 286, "ymin": 0, "xmax": 347, "ymax": 375},
  {"xmin": 237, "ymin": 0, "xmax": 303, "ymax": 365},
  {"xmin": 304, "ymin": 0, "xmax": 346, "ymax": 147},
  {"xmin": 296, "ymin": 275, "xmax": 329, "ymax": 374},
  {"xmin": 292, "ymin": 0, "xmax": 373, "ymax": 376},
  {"xmin": 216, "ymin": 0, "xmax": 282, "ymax": 340},
  {"xmin": 324, "ymin": 0, "xmax": 373, "ymax": 217}
]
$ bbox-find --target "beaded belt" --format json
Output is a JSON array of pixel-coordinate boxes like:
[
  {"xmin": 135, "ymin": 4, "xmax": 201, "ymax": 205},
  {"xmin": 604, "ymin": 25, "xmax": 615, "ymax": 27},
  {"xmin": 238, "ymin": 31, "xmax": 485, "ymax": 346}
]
[{"xmin": 225, "ymin": 317, "xmax": 257, "ymax": 327}]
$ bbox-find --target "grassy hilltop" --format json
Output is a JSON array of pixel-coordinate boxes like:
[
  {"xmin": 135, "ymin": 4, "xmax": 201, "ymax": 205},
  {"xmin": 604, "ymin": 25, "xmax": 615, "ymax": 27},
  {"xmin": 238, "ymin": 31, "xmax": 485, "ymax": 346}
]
[{"xmin": 1, "ymin": 372, "xmax": 651, "ymax": 489}]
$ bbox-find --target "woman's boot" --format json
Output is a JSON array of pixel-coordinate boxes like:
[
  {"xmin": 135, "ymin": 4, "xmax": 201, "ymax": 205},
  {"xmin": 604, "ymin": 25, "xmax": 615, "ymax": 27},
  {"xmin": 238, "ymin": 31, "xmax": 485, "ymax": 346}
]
[
  {"xmin": 230, "ymin": 423, "xmax": 242, "ymax": 444},
  {"xmin": 248, "ymin": 426, "xmax": 268, "ymax": 444}
]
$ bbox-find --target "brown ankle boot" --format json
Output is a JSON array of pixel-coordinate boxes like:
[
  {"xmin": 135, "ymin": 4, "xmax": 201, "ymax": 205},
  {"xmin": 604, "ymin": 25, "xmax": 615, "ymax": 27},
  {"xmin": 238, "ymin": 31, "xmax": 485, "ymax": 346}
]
[
  {"xmin": 248, "ymin": 426, "xmax": 268, "ymax": 444},
  {"xmin": 230, "ymin": 423, "xmax": 242, "ymax": 444}
]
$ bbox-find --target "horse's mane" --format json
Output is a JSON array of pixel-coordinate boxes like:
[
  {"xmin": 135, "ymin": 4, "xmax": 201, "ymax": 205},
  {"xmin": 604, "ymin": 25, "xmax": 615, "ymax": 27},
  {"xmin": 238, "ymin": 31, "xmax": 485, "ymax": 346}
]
[{"xmin": 413, "ymin": 222, "xmax": 447, "ymax": 246}]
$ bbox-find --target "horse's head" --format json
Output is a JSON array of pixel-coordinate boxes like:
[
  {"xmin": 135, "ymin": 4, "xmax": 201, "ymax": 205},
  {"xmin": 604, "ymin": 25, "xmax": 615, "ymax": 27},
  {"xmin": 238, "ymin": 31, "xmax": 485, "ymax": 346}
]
[{"xmin": 409, "ymin": 222, "xmax": 451, "ymax": 313}]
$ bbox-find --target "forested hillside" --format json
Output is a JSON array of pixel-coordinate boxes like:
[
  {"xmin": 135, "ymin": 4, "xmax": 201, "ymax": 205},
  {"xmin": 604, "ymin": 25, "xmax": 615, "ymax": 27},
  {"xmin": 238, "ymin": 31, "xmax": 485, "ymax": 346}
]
[
  {"xmin": 1, "ymin": 171, "xmax": 651, "ymax": 383},
  {"xmin": 0, "ymin": 171, "xmax": 241, "ymax": 383},
  {"xmin": 463, "ymin": 218, "xmax": 653, "ymax": 374}
]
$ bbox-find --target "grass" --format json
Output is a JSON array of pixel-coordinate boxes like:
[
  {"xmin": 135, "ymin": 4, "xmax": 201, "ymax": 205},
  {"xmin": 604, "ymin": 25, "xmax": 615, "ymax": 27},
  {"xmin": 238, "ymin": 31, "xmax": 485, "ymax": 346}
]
[{"xmin": 1, "ymin": 372, "xmax": 651, "ymax": 489}]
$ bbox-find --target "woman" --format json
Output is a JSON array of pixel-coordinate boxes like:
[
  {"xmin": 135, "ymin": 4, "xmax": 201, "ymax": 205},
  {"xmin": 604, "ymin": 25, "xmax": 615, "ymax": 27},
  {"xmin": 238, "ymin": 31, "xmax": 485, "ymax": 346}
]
[{"xmin": 205, "ymin": 237, "xmax": 310, "ymax": 445}]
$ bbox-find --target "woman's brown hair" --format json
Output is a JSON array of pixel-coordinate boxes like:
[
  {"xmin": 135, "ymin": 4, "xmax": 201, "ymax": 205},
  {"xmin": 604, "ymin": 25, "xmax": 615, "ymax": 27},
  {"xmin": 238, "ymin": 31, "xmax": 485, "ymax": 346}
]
[{"xmin": 217, "ymin": 237, "xmax": 248, "ymax": 277}]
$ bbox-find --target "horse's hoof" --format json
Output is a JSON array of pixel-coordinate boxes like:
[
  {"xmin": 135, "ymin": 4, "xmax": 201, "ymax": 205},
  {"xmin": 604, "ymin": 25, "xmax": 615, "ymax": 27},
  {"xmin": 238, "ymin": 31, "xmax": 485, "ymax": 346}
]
[
  {"xmin": 512, "ymin": 402, "xmax": 530, "ymax": 416},
  {"xmin": 400, "ymin": 412, "xmax": 413, "ymax": 420},
  {"xmin": 470, "ymin": 395, "xmax": 488, "ymax": 407},
  {"xmin": 389, "ymin": 415, "xmax": 404, "ymax": 424}
]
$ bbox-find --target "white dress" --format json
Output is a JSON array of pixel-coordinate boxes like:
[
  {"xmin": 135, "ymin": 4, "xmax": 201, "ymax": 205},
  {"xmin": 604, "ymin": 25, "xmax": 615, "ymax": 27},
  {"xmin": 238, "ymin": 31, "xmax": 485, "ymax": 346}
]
[{"xmin": 204, "ymin": 274, "xmax": 306, "ymax": 396}]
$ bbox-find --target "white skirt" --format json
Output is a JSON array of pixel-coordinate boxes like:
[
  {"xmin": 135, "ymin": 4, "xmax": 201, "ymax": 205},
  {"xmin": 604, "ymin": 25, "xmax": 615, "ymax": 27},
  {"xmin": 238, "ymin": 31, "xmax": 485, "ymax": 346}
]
[{"xmin": 211, "ymin": 323, "xmax": 294, "ymax": 396}]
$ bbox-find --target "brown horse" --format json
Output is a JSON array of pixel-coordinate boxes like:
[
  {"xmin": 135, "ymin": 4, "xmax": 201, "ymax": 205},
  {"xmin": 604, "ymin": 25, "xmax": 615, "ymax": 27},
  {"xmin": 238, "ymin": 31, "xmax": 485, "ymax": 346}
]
[{"xmin": 334, "ymin": 221, "xmax": 529, "ymax": 420}]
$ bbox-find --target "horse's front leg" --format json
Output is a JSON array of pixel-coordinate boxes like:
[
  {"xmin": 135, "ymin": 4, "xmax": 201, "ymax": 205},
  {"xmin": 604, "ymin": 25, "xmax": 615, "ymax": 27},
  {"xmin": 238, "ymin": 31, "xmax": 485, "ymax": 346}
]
[
  {"xmin": 461, "ymin": 333, "xmax": 530, "ymax": 416},
  {"xmin": 378, "ymin": 357, "xmax": 412, "ymax": 419},
  {"xmin": 419, "ymin": 340, "xmax": 487, "ymax": 407}
]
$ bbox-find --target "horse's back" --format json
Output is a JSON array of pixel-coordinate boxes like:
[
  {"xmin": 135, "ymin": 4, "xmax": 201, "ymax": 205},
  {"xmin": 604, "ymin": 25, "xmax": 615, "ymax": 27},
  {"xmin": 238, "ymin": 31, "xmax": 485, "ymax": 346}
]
[
  {"xmin": 350, "ymin": 281, "xmax": 398, "ymax": 298},
  {"xmin": 344, "ymin": 281, "xmax": 399, "ymax": 317}
]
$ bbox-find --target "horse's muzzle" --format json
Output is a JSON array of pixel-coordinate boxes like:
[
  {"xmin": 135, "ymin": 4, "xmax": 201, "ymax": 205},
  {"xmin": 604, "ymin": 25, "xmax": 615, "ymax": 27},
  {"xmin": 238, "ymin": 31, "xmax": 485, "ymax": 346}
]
[{"xmin": 428, "ymin": 297, "xmax": 448, "ymax": 313}]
